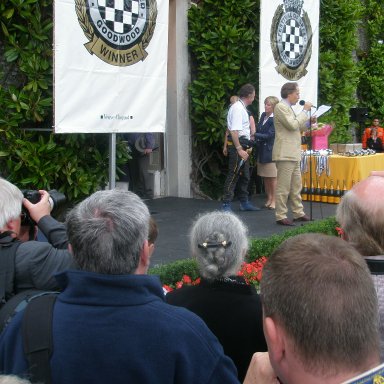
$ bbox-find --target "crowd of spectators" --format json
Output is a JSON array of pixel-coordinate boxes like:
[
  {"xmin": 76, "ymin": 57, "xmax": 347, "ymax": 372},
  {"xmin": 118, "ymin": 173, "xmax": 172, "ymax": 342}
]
[{"xmin": 0, "ymin": 176, "xmax": 383, "ymax": 383}]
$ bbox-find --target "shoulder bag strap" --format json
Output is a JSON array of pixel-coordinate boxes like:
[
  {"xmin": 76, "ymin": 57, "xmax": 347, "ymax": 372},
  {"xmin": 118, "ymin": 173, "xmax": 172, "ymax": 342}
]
[
  {"xmin": 0, "ymin": 236, "xmax": 21, "ymax": 304},
  {"xmin": 22, "ymin": 294, "xmax": 57, "ymax": 384}
]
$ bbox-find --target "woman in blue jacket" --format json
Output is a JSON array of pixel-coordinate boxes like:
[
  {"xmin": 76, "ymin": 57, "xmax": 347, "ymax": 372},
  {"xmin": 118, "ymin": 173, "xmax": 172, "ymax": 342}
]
[{"xmin": 255, "ymin": 96, "xmax": 279, "ymax": 209}]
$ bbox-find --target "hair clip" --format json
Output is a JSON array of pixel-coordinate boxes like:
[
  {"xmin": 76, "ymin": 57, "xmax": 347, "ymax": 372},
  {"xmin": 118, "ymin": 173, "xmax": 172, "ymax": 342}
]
[{"xmin": 198, "ymin": 240, "xmax": 232, "ymax": 249}]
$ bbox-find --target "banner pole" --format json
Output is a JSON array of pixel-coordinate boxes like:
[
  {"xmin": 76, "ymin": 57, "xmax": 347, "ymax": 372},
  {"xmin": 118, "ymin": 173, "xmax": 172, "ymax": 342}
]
[{"xmin": 109, "ymin": 133, "xmax": 116, "ymax": 190}]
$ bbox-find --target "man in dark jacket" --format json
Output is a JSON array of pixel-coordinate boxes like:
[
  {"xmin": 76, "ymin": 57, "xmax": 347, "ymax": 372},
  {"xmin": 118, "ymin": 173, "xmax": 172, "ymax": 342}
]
[
  {"xmin": 0, "ymin": 189, "xmax": 239, "ymax": 384},
  {"xmin": 0, "ymin": 178, "xmax": 73, "ymax": 299},
  {"xmin": 124, "ymin": 132, "xmax": 156, "ymax": 198}
]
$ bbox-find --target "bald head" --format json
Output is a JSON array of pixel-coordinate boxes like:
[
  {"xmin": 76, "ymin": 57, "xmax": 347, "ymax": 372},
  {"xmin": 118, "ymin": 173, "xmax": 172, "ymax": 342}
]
[
  {"xmin": 352, "ymin": 176, "xmax": 384, "ymax": 200},
  {"xmin": 336, "ymin": 176, "xmax": 384, "ymax": 256}
]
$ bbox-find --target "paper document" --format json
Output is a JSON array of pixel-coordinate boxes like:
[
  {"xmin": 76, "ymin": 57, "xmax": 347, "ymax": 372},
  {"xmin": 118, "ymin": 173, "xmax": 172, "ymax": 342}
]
[{"xmin": 312, "ymin": 105, "xmax": 331, "ymax": 118}]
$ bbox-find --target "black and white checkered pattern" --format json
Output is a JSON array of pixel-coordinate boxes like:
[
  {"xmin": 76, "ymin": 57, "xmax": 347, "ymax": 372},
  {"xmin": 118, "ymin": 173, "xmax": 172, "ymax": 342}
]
[
  {"xmin": 281, "ymin": 19, "xmax": 304, "ymax": 59},
  {"xmin": 98, "ymin": 0, "xmax": 139, "ymax": 34}
]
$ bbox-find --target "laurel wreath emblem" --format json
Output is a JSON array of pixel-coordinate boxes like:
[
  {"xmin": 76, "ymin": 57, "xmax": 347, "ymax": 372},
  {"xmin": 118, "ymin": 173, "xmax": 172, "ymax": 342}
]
[
  {"xmin": 75, "ymin": 0, "xmax": 157, "ymax": 57},
  {"xmin": 75, "ymin": 0, "xmax": 94, "ymax": 41},
  {"xmin": 270, "ymin": 4, "xmax": 312, "ymax": 80}
]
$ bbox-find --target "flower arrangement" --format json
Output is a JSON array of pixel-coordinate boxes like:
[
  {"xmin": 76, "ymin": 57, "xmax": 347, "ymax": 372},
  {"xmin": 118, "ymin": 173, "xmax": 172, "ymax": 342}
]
[
  {"xmin": 162, "ymin": 258, "xmax": 268, "ymax": 293},
  {"xmin": 305, "ymin": 122, "xmax": 333, "ymax": 137},
  {"xmin": 163, "ymin": 275, "xmax": 201, "ymax": 293},
  {"xmin": 237, "ymin": 257, "xmax": 268, "ymax": 290}
]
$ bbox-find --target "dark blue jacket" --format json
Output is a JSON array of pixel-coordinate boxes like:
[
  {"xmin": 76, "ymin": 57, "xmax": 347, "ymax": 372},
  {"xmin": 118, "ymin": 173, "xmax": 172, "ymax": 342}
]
[
  {"xmin": 124, "ymin": 133, "xmax": 155, "ymax": 150},
  {"xmin": 0, "ymin": 271, "xmax": 239, "ymax": 384},
  {"xmin": 255, "ymin": 112, "xmax": 275, "ymax": 163}
]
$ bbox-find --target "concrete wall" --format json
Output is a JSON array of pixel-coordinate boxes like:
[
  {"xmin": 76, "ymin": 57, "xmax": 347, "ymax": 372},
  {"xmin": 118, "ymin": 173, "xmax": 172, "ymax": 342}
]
[{"xmin": 164, "ymin": 0, "xmax": 192, "ymax": 198}]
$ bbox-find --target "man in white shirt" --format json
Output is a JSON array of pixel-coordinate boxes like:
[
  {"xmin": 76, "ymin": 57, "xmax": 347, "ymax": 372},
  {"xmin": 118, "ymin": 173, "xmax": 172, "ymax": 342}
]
[{"xmin": 222, "ymin": 83, "xmax": 260, "ymax": 212}]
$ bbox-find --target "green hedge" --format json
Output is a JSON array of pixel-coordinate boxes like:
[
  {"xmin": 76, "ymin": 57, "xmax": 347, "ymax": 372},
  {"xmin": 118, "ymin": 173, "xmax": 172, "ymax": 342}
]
[{"xmin": 149, "ymin": 216, "xmax": 339, "ymax": 285}]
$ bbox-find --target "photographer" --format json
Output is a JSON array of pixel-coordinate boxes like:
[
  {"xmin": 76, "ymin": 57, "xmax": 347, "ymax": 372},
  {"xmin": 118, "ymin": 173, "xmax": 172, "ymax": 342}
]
[
  {"xmin": 221, "ymin": 83, "xmax": 260, "ymax": 212},
  {"xmin": 0, "ymin": 178, "xmax": 74, "ymax": 300}
]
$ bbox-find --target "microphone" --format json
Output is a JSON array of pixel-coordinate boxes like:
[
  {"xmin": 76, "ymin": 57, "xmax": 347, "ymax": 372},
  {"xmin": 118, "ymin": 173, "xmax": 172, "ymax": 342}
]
[{"xmin": 299, "ymin": 100, "xmax": 317, "ymax": 109}]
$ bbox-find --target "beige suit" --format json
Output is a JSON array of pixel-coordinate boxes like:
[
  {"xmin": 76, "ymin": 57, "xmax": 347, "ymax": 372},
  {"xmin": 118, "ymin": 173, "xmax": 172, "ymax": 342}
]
[{"xmin": 272, "ymin": 101, "xmax": 308, "ymax": 221}]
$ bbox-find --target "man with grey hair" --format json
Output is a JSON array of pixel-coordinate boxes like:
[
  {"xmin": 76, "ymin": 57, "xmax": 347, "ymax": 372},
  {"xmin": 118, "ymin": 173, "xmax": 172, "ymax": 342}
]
[
  {"xmin": 273, "ymin": 82, "xmax": 313, "ymax": 226},
  {"xmin": 244, "ymin": 233, "xmax": 383, "ymax": 384},
  {"xmin": 336, "ymin": 175, "xmax": 384, "ymax": 361},
  {"xmin": 0, "ymin": 178, "xmax": 73, "ymax": 311},
  {"xmin": 0, "ymin": 190, "xmax": 239, "ymax": 383}
]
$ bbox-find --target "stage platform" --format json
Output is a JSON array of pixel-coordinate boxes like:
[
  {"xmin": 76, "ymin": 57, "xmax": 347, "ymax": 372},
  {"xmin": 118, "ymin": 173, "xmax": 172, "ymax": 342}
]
[{"xmin": 145, "ymin": 194, "xmax": 337, "ymax": 267}]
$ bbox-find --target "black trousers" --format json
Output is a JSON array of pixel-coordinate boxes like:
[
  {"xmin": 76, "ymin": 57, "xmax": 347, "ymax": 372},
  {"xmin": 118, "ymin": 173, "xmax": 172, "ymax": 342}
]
[
  {"xmin": 222, "ymin": 146, "xmax": 250, "ymax": 203},
  {"xmin": 127, "ymin": 151, "xmax": 153, "ymax": 198}
]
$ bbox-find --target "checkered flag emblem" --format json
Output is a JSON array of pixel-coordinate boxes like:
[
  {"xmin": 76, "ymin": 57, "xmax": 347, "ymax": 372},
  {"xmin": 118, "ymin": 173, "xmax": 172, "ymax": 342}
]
[
  {"xmin": 281, "ymin": 18, "xmax": 304, "ymax": 59},
  {"xmin": 98, "ymin": 0, "xmax": 140, "ymax": 34}
]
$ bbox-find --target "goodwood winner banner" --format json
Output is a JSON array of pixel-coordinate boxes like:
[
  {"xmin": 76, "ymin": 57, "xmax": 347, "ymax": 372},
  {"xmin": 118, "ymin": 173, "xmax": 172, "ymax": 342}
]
[
  {"xmin": 54, "ymin": 0, "xmax": 168, "ymax": 133},
  {"xmin": 259, "ymin": 0, "xmax": 319, "ymax": 114}
]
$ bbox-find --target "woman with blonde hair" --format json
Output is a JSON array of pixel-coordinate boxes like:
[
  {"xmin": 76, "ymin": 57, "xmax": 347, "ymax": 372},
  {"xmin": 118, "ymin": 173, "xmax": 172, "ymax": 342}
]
[{"xmin": 255, "ymin": 96, "xmax": 279, "ymax": 209}]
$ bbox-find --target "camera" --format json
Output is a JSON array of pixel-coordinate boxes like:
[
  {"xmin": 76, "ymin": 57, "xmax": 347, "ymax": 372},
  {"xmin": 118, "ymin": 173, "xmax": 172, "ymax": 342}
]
[{"xmin": 21, "ymin": 189, "xmax": 66, "ymax": 226}]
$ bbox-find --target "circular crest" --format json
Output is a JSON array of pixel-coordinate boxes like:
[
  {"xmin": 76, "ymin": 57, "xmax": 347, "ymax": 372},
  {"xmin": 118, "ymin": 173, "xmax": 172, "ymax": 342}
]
[
  {"xmin": 75, "ymin": 0, "xmax": 157, "ymax": 67},
  {"xmin": 270, "ymin": 2, "xmax": 312, "ymax": 80}
]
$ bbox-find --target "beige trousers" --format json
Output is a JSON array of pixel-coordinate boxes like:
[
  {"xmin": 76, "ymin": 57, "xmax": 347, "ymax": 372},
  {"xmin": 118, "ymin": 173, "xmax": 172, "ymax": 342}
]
[{"xmin": 275, "ymin": 160, "xmax": 305, "ymax": 221}]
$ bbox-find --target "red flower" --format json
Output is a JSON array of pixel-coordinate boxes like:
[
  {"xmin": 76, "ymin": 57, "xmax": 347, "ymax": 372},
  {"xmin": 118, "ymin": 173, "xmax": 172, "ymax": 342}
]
[
  {"xmin": 335, "ymin": 227, "xmax": 344, "ymax": 238},
  {"xmin": 176, "ymin": 281, "xmax": 183, "ymax": 289},
  {"xmin": 162, "ymin": 284, "xmax": 173, "ymax": 293},
  {"xmin": 237, "ymin": 258, "xmax": 268, "ymax": 290},
  {"xmin": 182, "ymin": 275, "xmax": 192, "ymax": 284}
]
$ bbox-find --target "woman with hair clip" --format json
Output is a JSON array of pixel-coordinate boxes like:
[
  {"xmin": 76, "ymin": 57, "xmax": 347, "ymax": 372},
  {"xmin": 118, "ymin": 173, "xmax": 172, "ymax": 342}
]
[{"xmin": 166, "ymin": 211, "xmax": 266, "ymax": 382}]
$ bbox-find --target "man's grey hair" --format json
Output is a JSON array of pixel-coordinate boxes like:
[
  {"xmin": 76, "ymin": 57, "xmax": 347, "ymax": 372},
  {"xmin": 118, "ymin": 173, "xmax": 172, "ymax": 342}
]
[
  {"xmin": 66, "ymin": 189, "xmax": 150, "ymax": 274},
  {"xmin": 336, "ymin": 176, "xmax": 384, "ymax": 256},
  {"xmin": 0, "ymin": 178, "xmax": 23, "ymax": 229},
  {"xmin": 238, "ymin": 83, "xmax": 255, "ymax": 99},
  {"xmin": 190, "ymin": 211, "xmax": 248, "ymax": 280},
  {"xmin": 261, "ymin": 233, "xmax": 379, "ymax": 375},
  {"xmin": 0, "ymin": 376, "xmax": 32, "ymax": 384}
]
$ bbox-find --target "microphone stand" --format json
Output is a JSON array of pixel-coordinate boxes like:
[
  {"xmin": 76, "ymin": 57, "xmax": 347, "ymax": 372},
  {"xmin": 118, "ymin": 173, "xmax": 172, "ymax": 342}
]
[{"xmin": 308, "ymin": 108, "xmax": 313, "ymax": 221}]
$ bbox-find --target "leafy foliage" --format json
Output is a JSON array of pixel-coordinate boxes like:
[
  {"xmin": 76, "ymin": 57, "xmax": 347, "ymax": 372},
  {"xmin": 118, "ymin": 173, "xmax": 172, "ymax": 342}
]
[
  {"xmin": 316, "ymin": 0, "xmax": 362, "ymax": 143},
  {"xmin": 0, "ymin": 1, "xmax": 129, "ymax": 202},
  {"xmin": 248, "ymin": 216, "xmax": 339, "ymax": 261},
  {"xmin": 357, "ymin": 0, "xmax": 384, "ymax": 119},
  {"xmin": 149, "ymin": 259, "xmax": 200, "ymax": 286},
  {"xmin": 188, "ymin": 0, "xmax": 259, "ymax": 198}
]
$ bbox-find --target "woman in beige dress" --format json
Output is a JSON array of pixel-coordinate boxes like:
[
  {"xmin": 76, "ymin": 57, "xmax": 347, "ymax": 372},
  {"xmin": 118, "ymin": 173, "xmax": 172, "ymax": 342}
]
[{"xmin": 255, "ymin": 96, "xmax": 279, "ymax": 209}]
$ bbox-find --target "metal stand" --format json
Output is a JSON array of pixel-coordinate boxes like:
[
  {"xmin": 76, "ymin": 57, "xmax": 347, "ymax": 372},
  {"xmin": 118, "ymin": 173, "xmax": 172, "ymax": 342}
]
[
  {"xmin": 108, "ymin": 133, "xmax": 116, "ymax": 189},
  {"xmin": 308, "ymin": 110, "xmax": 313, "ymax": 221}
]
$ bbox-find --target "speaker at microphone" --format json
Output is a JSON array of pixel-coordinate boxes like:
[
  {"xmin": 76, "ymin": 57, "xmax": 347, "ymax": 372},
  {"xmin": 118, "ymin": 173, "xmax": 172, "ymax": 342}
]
[{"xmin": 299, "ymin": 100, "xmax": 317, "ymax": 109}]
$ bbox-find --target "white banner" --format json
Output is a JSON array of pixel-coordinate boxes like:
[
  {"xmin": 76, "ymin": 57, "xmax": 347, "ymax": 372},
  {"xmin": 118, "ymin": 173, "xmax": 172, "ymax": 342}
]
[
  {"xmin": 54, "ymin": 0, "xmax": 168, "ymax": 133},
  {"xmin": 259, "ymin": 0, "xmax": 319, "ymax": 114}
]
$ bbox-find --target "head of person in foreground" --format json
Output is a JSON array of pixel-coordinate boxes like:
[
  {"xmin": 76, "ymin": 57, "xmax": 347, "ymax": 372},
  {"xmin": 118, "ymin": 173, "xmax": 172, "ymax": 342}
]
[
  {"xmin": 336, "ymin": 175, "xmax": 384, "ymax": 256},
  {"xmin": 260, "ymin": 233, "xmax": 380, "ymax": 383},
  {"xmin": 191, "ymin": 211, "xmax": 248, "ymax": 280},
  {"xmin": 66, "ymin": 189, "xmax": 151, "ymax": 275}
]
